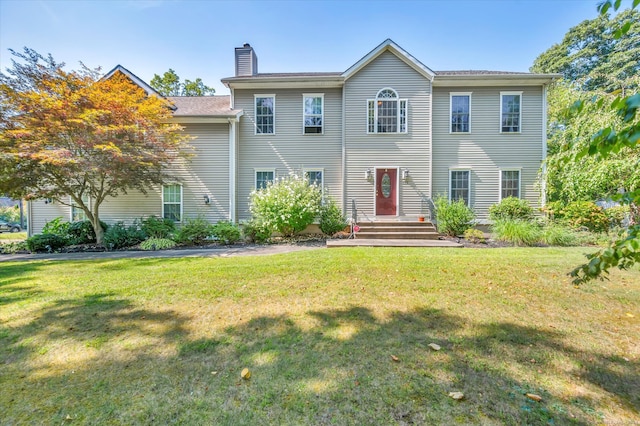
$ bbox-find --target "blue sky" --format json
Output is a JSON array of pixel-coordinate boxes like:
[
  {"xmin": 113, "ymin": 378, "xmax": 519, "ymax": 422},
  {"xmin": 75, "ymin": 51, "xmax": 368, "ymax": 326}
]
[{"xmin": 0, "ymin": 0, "xmax": 617, "ymax": 95}]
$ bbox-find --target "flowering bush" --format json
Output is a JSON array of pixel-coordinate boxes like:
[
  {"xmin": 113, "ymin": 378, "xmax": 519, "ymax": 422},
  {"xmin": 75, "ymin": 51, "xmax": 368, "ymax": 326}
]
[{"xmin": 249, "ymin": 173, "xmax": 322, "ymax": 237}]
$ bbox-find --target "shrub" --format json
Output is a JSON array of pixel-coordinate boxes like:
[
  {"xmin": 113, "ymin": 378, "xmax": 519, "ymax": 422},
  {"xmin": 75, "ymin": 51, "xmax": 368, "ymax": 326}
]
[
  {"xmin": 489, "ymin": 197, "xmax": 535, "ymax": 222},
  {"xmin": 242, "ymin": 219, "xmax": 272, "ymax": 244},
  {"xmin": 0, "ymin": 241, "xmax": 28, "ymax": 254},
  {"xmin": 319, "ymin": 197, "xmax": 347, "ymax": 236},
  {"xmin": 25, "ymin": 233, "xmax": 67, "ymax": 252},
  {"xmin": 68, "ymin": 220, "xmax": 108, "ymax": 244},
  {"xmin": 212, "ymin": 220, "xmax": 242, "ymax": 245},
  {"xmin": 434, "ymin": 196, "xmax": 475, "ymax": 236},
  {"xmin": 604, "ymin": 205, "xmax": 630, "ymax": 228},
  {"xmin": 463, "ymin": 228, "xmax": 485, "ymax": 243},
  {"xmin": 103, "ymin": 221, "xmax": 146, "ymax": 250},
  {"xmin": 492, "ymin": 220, "xmax": 542, "ymax": 247},
  {"xmin": 562, "ymin": 201, "xmax": 609, "ymax": 233},
  {"xmin": 141, "ymin": 215, "xmax": 176, "ymax": 239},
  {"xmin": 175, "ymin": 216, "xmax": 213, "ymax": 245},
  {"xmin": 140, "ymin": 238, "xmax": 177, "ymax": 251},
  {"xmin": 42, "ymin": 217, "xmax": 70, "ymax": 237},
  {"xmin": 540, "ymin": 223, "xmax": 578, "ymax": 246},
  {"xmin": 543, "ymin": 201, "xmax": 566, "ymax": 220},
  {"xmin": 249, "ymin": 174, "xmax": 322, "ymax": 237}
]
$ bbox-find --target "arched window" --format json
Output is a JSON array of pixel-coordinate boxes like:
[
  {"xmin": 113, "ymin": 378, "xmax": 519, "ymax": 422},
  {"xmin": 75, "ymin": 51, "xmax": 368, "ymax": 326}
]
[{"xmin": 367, "ymin": 88, "xmax": 407, "ymax": 133}]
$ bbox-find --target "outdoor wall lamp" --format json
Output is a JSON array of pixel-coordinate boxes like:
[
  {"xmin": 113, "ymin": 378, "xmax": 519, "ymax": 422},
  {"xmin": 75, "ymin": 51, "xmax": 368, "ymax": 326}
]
[
  {"xmin": 365, "ymin": 168, "xmax": 372, "ymax": 180},
  {"xmin": 203, "ymin": 194, "xmax": 210, "ymax": 205},
  {"xmin": 402, "ymin": 169, "xmax": 410, "ymax": 182},
  {"xmin": 44, "ymin": 198, "xmax": 53, "ymax": 204}
]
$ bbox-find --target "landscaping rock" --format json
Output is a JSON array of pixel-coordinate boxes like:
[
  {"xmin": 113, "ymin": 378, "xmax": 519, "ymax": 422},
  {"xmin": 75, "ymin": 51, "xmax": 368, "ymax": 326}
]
[
  {"xmin": 448, "ymin": 391, "xmax": 464, "ymax": 400},
  {"xmin": 428, "ymin": 343, "xmax": 441, "ymax": 351}
]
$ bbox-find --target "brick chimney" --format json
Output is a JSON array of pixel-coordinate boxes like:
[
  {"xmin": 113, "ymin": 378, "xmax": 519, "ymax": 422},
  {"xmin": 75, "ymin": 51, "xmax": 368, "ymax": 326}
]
[{"xmin": 235, "ymin": 43, "xmax": 258, "ymax": 77}]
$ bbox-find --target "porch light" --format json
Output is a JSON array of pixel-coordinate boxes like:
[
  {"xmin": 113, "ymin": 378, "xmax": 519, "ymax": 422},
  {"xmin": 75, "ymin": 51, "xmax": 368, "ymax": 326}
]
[
  {"xmin": 365, "ymin": 168, "xmax": 372, "ymax": 180},
  {"xmin": 203, "ymin": 194, "xmax": 210, "ymax": 204},
  {"xmin": 402, "ymin": 169, "xmax": 410, "ymax": 182}
]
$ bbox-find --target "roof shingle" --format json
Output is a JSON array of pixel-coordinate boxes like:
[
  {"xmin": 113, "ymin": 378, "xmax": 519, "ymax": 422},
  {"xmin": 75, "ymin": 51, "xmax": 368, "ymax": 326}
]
[{"xmin": 167, "ymin": 96, "xmax": 240, "ymax": 116}]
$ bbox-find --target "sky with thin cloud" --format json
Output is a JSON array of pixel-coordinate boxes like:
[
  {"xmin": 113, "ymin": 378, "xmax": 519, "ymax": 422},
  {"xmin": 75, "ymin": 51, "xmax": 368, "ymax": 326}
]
[{"xmin": 0, "ymin": 0, "xmax": 618, "ymax": 95}]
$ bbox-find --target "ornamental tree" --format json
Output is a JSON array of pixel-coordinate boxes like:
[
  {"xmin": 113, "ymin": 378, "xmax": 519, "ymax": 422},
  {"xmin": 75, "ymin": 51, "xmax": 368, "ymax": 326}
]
[{"xmin": 0, "ymin": 48, "xmax": 192, "ymax": 244}]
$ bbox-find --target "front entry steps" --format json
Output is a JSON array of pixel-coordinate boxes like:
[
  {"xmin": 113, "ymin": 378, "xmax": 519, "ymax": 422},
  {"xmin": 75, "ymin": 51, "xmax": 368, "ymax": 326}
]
[{"xmin": 326, "ymin": 221, "xmax": 463, "ymax": 248}]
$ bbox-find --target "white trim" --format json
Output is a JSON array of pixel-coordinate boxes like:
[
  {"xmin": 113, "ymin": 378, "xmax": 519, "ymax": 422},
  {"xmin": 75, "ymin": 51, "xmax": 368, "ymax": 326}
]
[
  {"xmin": 366, "ymin": 88, "xmax": 408, "ymax": 134},
  {"xmin": 229, "ymin": 118, "xmax": 237, "ymax": 223},
  {"xmin": 254, "ymin": 94, "xmax": 275, "ymax": 135},
  {"xmin": 500, "ymin": 91, "xmax": 523, "ymax": 134},
  {"xmin": 304, "ymin": 168, "xmax": 325, "ymax": 195},
  {"xmin": 162, "ymin": 183, "xmax": 183, "ymax": 223},
  {"xmin": 254, "ymin": 169, "xmax": 276, "ymax": 190},
  {"xmin": 448, "ymin": 169, "xmax": 471, "ymax": 207},
  {"xmin": 343, "ymin": 39, "xmax": 435, "ymax": 81},
  {"xmin": 498, "ymin": 168, "xmax": 522, "ymax": 201},
  {"xmin": 102, "ymin": 65, "xmax": 163, "ymax": 97},
  {"xmin": 302, "ymin": 93, "xmax": 324, "ymax": 135},
  {"xmin": 449, "ymin": 92, "xmax": 472, "ymax": 134},
  {"xmin": 70, "ymin": 194, "xmax": 90, "ymax": 222},
  {"xmin": 341, "ymin": 86, "xmax": 346, "ymax": 216},
  {"xmin": 541, "ymin": 84, "xmax": 548, "ymax": 208},
  {"xmin": 373, "ymin": 166, "xmax": 400, "ymax": 217},
  {"xmin": 428, "ymin": 82, "xmax": 433, "ymax": 201}
]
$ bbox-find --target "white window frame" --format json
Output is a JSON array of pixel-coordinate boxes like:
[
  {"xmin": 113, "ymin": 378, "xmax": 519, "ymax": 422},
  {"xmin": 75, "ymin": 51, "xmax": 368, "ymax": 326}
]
[
  {"xmin": 302, "ymin": 94, "xmax": 324, "ymax": 135},
  {"xmin": 449, "ymin": 169, "xmax": 471, "ymax": 206},
  {"xmin": 70, "ymin": 194, "xmax": 90, "ymax": 222},
  {"xmin": 162, "ymin": 183, "xmax": 183, "ymax": 223},
  {"xmin": 255, "ymin": 169, "xmax": 276, "ymax": 190},
  {"xmin": 304, "ymin": 168, "xmax": 325, "ymax": 195},
  {"xmin": 499, "ymin": 169, "xmax": 521, "ymax": 200},
  {"xmin": 367, "ymin": 88, "xmax": 408, "ymax": 134},
  {"xmin": 500, "ymin": 91, "xmax": 522, "ymax": 133},
  {"xmin": 254, "ymin": 94, "xmax": 275, "ymax": 135},
  {"xmin": 450, "ymin": 92, "xmax": 472, "ymax": 133}
]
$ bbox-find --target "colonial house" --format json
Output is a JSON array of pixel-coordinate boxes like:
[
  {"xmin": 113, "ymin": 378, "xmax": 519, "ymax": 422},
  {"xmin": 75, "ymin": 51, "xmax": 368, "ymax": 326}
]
[{"xmin": 27, "ymin": 39, "xmax": 557, "ymax": 235}]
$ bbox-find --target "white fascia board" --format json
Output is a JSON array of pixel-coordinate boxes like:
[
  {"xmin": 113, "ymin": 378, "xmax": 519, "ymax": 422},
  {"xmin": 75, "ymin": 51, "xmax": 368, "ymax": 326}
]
[
  {"xmin": 342, "ymin": 39, "xmax": 436, "ymax": 81},
  {"xmin": 102, "ymin": 65, "xmax": 164, "ymax": 97},
  {"xmin": 167, "ymin": 111, "xmax": 244, "ymax": 124},
  {"xmin": 223, "ymin": 78, "xmax": 344, "ymax": 90},
  {"xmin": 433, "ymin": 74, "xmax": 561, "ymax": 87}
]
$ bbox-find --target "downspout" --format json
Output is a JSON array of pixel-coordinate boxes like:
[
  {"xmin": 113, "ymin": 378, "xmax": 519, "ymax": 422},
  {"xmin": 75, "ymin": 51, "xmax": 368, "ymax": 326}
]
[
  {"xmin": 428, "ymin": 78, "xmax": 433, "ymax": 202},
  {"xmin": 229, "ymin": 118, "xmax": 237, "ymax": 223},
  {"xmin": 541, "ymin": 83, "xmax": 548, "ymax": 208},
  {"xmin": 27, "ymin": 200, "xmax": 33, "ymax": 237},
  {"xmin": 341, "ymin": 83, "xmax": 347, "ymax": 216}
]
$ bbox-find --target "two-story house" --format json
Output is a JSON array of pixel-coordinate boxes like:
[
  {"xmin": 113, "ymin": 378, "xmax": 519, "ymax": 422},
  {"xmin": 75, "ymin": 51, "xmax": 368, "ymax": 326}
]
[{"xmin": 28, "ymin": 39, "xmax": 557, "ymax": 235}]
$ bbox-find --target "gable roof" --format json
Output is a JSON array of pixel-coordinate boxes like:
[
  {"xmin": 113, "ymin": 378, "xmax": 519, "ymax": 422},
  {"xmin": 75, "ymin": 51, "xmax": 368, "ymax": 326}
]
[
  {"xmin": 102, "ymin": 65, "xmax": 164, "ymax": 98},
  {"xmin": 342, "ymin": 39, "xmax": 436, "ymax": 81}
]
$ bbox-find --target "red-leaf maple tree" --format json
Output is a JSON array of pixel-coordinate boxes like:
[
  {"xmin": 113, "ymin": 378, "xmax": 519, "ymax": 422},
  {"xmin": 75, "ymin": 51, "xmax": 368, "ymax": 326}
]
[{"xmin": 0, "ymin": 48, "xmax": 191, "ymax": 244}]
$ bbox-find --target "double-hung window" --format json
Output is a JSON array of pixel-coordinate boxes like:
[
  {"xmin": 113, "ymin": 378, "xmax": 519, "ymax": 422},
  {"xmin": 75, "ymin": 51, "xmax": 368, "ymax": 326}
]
[
  {"xmin": 162, "ymin": 184, "xmax": 182, "ymax": 222},
  {"xmin": 450, "ymin": 92, "xmax": 471, "ymax": 133},
  {"xmin": 500, "ymin": 92, "xmax": 522, "ymax": 133},
  {"xmin": 367, "ymin": 88, "xmax": 407, "ymax": 133},
  {"xmin": 500, "ymin": 170, "xmax": 521, "ymax": 199},
  {"xmin": 303, "ymin": 94, "xmax": 323, "ymax": 134},
  {"xmin": 255, "ymin": 95, "xmax": 275, "ymax": 134},
  {"xmin": 70, "ymin": 194, "xmax": 89, "ymax": 222},
  {"xmin": 450, "ymin": 170, "xmax": 470, "ymax": 206},
  {"xmin": 306, "ymin": 170, "xmax": 324, "ymax": 195},
  {"xmin": 255, "ymin": 170, "xmax": 274, "ymax": 190}
]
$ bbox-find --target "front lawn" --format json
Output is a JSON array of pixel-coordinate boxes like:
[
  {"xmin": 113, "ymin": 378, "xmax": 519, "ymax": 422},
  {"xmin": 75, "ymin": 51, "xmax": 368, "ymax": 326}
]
[
  {"xmin": 1, "ymin": 248, "xmax": 638, "ymax": 424},
  {"xmin": 0, "ymin": 231, "xmax": 26, "ymax": 240}
]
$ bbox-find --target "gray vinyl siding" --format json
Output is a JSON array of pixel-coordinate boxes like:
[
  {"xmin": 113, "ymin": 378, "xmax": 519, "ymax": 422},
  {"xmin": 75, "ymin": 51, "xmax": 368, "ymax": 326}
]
[
  {"xmin": 344, "ymin": 50, "xmax": 431, "ymax": 218},
  {"xmin": 234, "ymin": 88, "xmax": 343, "ymax": 220},
  {"xmin": 432, "ymin": 86, "xmax": 544, "ymax": 220},
  {"xmin": 29, "ymin": 123, "xmax": 230, "ymax": 234}
]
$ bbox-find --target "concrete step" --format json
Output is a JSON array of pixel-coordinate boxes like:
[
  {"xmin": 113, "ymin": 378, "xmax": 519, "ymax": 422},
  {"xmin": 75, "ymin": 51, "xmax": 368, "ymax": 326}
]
[
  {"xmin": 357, "ymin": 225, "xmax": 437, "ymax": 232},
  {"xmin": 327, "ymin": 239, "xmax": 462, "ymax": 248},
  {"xmin": 356, "ymin": 231, "xmax": 440, "ymax": 240}
]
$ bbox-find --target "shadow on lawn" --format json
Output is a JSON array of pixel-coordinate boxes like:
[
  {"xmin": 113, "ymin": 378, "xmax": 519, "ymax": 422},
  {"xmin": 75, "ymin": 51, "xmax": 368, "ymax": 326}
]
[{"xmin": 2, "ymin": 301, "xmax": 638, "ymax": 424}]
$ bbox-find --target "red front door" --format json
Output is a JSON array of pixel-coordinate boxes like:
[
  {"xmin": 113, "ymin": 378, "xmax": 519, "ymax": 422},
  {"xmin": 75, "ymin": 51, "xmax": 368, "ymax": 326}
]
[{"xmin": 375, "ymin": 168, "xmax": 397, "ymax": 215}]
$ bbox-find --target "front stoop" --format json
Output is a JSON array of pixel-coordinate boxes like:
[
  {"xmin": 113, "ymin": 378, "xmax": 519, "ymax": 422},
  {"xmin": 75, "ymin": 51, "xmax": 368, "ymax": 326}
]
[{"xmin": 326, "ymin": 239, "xmax": 462, "ymax": 248}]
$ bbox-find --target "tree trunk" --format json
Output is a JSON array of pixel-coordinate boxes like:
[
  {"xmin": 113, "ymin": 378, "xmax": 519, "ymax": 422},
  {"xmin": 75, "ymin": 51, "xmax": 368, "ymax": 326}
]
[{"xmin": 94, "ymin": 218, "xmax": 104, "ymax": 245}]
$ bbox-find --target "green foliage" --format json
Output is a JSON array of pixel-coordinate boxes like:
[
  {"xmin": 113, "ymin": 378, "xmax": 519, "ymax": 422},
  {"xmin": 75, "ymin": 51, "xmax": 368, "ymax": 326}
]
[
  {"xmin": 319, "ymin": 197, "xmax": 347, "ymax": 236},
  {"xmin": 175, "ymin": 216, "xmax": 213, "ymax": 246},
  {"xmin": 103, "ymin": 221, "xmax": 146, "ymax": 250},
  {"xmin": 140, "ymin": 238, "xmax": 177, "ymax": 251},
  {"xmin": 42, "ymin": 217, "xmax": 70, "ymax": 237},
  {"xmin": 434, "ymin": 196, "xmax": 475, "ymax": 236},
  {"xmin": 540, "ymin": 223, "xmax": 579, "ymax": 247},
  {"xmin": 463, "ymin": 228, "xmax": 485, "ymax": 244},
  {"xmin": 211, "ymin": 220, "xmax": 242, "ymax": 245},
  {"xmin": 0, "ymin": 240, "xmax": 28, "ymax": 254},
  {"xmin": 489, "ymin": 197, "xmax": 535, "ymax": 221},
  {"xmin": 562, "ymin": 201, "xmax": 610, "ymax": 233},
  {"xmin": 141, "ymin": 215, "xmax": 175, "ymax": 239},
  {"xmin": 542, "ymin": 200, "xmax": 566, "ymax": 220},
  {"xmin": 492, "ymin": 220, "xmax": 542, "ymax": 247},
  {"xmin": 604, "ymin": 205, "xmax": 630, "ymax": 227},
  {"xmin": 68, "ymin": 220, "xmax": 108, "ymax": 244},
  {"xmin": 249, "ymin": 174, "xmax": 322, "ymax": 237},
  {"xmin": 25, "ymin": 233, "xmax": 67, "ymax": 252},
  {"xmin": 242, "ymin": 219, "xmax": 272, "ymax": 244},
  {"xmin": 0, "ymin": 205, "xmax": 20, "ymax": 222},
  {"xmin": 150, "ymin": 69, "xmax": 215, "ymax": 96}
]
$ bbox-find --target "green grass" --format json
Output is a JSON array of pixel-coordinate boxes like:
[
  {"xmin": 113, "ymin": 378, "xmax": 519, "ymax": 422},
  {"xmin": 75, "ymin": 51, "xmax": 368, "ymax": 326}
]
[
  {"xmin": 1, "ymin": 248, "xmax": 639, "ymax": 425},
  {"xmin": 0, "ymin": 231, "xmax": 26, "ymax": 240}
]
